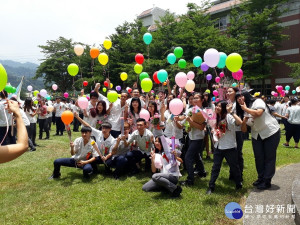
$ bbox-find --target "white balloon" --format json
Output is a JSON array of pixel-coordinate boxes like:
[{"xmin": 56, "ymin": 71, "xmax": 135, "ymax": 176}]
[
  {"xmin": 204, "ymin": 48, "xmax": 220, "ymax": 68},
  {"xmin": 296, "ymin": 87, "xmax": 300, "ymax": 93},
  {"xmin": 74, "ymin": 44, "xmax": 84, "ymax": 56},
  {"xmin": 27, "ymin": 85, "xmax": 33, "ymax": 92},
  {"xmin": 40, "ymin": 89, "xmax": 47, "ymax": 97},
  {"xmin": 185, "ymin": 80, "xmax": 195, "ymax": 92}
]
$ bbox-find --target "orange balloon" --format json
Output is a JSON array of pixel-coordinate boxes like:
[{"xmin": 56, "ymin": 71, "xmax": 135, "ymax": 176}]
[
  {"xmin": 163, "ymin": 82, "xmax": 167, "ymax": 86},
  {"xmin": 61, "ymin": 110, "xmax": 74, "ymax": 125},
  {"xmin": 90, "ymin": 48, "xmax": 100, "ymax": 59}
]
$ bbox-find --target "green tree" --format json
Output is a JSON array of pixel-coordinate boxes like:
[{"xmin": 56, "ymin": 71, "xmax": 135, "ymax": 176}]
[{"xmin": 287, "ymin": 62, "xmax": 300, "ymax": 86}]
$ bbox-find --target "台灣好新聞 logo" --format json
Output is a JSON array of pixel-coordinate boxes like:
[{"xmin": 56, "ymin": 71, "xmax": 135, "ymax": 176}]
[{"xmin": 225, "ymin": 202, "xmax": 243, "ymax": 219}]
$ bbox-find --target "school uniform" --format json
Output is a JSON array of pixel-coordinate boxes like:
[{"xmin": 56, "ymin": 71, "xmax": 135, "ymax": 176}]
[
  {"xmin": 53, "ymin": 102, "xmax": 66, "ymax": 135},
  {"xmin": 83, "ymin": 102, "xmax": 98, "ymax": 128},
  {"xmin": 0, "ymin": 99, "xmax": 15, "ymax": 145},
  {"xmin": 25, "ymin": 108, "xmax": 37, "ymax": 146},
  {"xmin": 250, "ymin": 98, "xmax": 280, "ymax": 187},
  {"xmin": 38, "ymin": 106, "xmax": 49, "ymax": 139},
  {"xmin": 53, "ymin": 137, "xmax": 99, "ymax": 177},
  {"xmin": 107, "ymin": 99, "xmax": 126, "ymax": 138},
  {"xmin": 286, "ymin": 105, "xmax": 300, "ymax": 144},
  {"xmin": 163, "ymin": 110, "xmax": 184, "ymax": 140},
  {"xmin": 19, "ymin": 108, "xmax": 35, "ymax": 150}
]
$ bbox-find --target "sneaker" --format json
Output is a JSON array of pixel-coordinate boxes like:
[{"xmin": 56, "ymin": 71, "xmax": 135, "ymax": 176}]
[
  {"xmin": 256, "ymin": 182, "xmax": 271, "ymax": 190},
  {"xmin": 171, "ymin": 186, "xmax": 182, "ymax": 197},
  {"xmin": 49, "ymin": 173, "xmax": 61, "ymax": 179},
  {"xmin": 283, "ymin": 143, "xmax": 289, "ymax": 147},
  {"xmin": 198, "ymin": 171, "xmax": 208, "ymax": 178},
  {"xmin": 29, "ymin": 148, "xmax": 36, "ymax": 152},
  {"xmin": 206, "ymin": 187, "xmax": 214, "ymax": 195}
]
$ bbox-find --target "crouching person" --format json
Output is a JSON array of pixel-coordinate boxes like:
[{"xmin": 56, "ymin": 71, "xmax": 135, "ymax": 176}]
[{"xmin": 49, "ymin": 126, "xmax": 99, "ymax": 179}]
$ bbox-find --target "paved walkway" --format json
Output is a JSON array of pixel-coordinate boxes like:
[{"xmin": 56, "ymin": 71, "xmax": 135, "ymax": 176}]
[{"xmin": 243, "ymin": 163, "xmax": 300, "ymax": 225}]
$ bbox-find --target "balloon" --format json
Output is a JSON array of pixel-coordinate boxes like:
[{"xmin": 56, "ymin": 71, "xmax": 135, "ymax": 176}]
[
  {"xmin": 220, "ymin": 72, "xmax": 225, "ymax": 78},
  {"xmin": 78, "ymin": 97, "xmax": 89, "ymax": 109},
  {"xmin": 215, "ymin": 77, "xmax": 221, "ymax": 83},
  {"xmin": 27, "ymin": 85, "xmax": 33, "ymax": 92},
  {"xmin": 226, "ymin": 53, "xmax": 243, "ymax": 72},
  {"xmin": 292, "ymin": 90, "xmax": 296, "ymax": 94},
  {"xmin": 212, "ymin": 97, "xmax": 216, "ymax": 101},
  {"xmin": 134, "ymin": 64, "xmax": 143, "ymax": 74},
  {"xmin": 141, "ymin": 78, "xmax": 153, "ymax": 92},
  {"xmin": 120, "ymin": 72, "xmax": 128, "ymax": 81},
  {"xmin": 216, "ymin": 98, "xmax": 220, "ymax": 102},
  {"xmin": 47, "ymin": 105, "xmax": 54, "ymax": 112},
  {"xmin": 297, "ymin": 87, "xmax": 300, "ymax": 92},
  {"xmin": 204, "ymin": 48, "xmax": 220, "ymax": 68},
  {"xmin": 232, "ymin": 83, "xmax": 237, "ymax": 87},
  {"xmin": 116, "ymin": 86, "xmax": 121, "ymax": 92},
  {"xmin": 185, "ymin": 80, "xmax": 195, "ymax": 92},
  {"xmin": 90, "ymin": 47, "xmax": 100, "ymax": 59},
  {"xmin": 110, "ymin": 83, "xmax": 113, "ymax": 89},
  {"xmin": 175, "ymin": 72, "xmax": 187, "ymax": 88},
  {"xmin": 46, "ymin": 95, "xmax": 51, "ymax": 100},
  {"xmin": 174, "ymin": 47, "xmax": 183, "ymax": 58},
  {"xmin": 0, "ymin": 64, "xmax": 8, "ymax": 92},
  {"xmin": 104, "ymin": 81, "xmax": 109, "ymax": 87},
  {"xmin": 178, "ymin": 59, "xmax": 187, "ymax": 69},
  {"xmin": 11, "ymin": 87, "xmax": 16, "ymax": 93},
  {"xmin": 285, "ymin": 90, "xmax": 289, "ymax": 94},
  {"xmin": 143, "ymin": 33, "xmax": 152, "ymax": 45},
  {"xmin": 232, "ymin": 69, "xmax": 243, "ymax": 81},
  {"xmin": 273, "ymin": 92, "xmax": 278, "ymax": 97},
  {"xmin": 67, "ymin": 63, "xmax": 79, "ymax": 76},
  {"xmin": 213, "ymin": 90, "xmax": 219, "ymax": 97},
  {"xmin": 64, "ymin": 92, "xmax": 69, "ymax": 98},
  {"xmin": 61, "ymin": 110, "xmax": 74, "ymax": 125},
  {"xmin": 139, "ymin": 72, "xmax": 149, "ymax": 81},
  {"xmin": 52, "ymin": 84, "xmax": 58, "ymax": 91},
  {"xmin": 103, "ymin": 39, "xmax": 112, "ymax": 50},
  {"xmin": 217, "ymin": 52, "xmax": 227, "ymax": 69},
  {"xmin": 206, "ymin": 74, "xmax": 212, "ymax": 81},
  {"xmin": 107, "ymin": 91, "xmax": 118, "ymax": 103},
  {"xmin": 157, "ymin": 69, "xmax": 168, "ymax": 83},
  {"xmin": 163, "ymin": 82, "xmax": 167, "ymax": 86},
  {"xmin": 285, "ymin": 85, "xmax": 290, "ymax": 91},
  {"xmin": 33, "ymin": 100, "xmax": 38, "ymax": 105},
  {"xmin": 98, "ymin": 53, "xmax": 109, "ymax": 66},
  {"xmin": 167, "ymin": 53, "xmax": 176, "ymax": 65},
  {"xmin": 169, "ymin": 98, "xmax": 184, "ymax": 115},
  {"xmin": 33, "ymin": 90, "xmax": 39, "ymax": 97},
  {"xmin": 193, "ymin": 56, "xmax": 202, "ymax": 67},
  {"xmin": 205, "ymin": 89, "xmax": 211, "ymax": 94},
  {"xmin": 201, "ymin": 62, "xmax": 209, "ymax": 72},
  {"xmin": 135, "ymin": 53, "xmax": 144, "ymax": 64},
  {"xmin": 40, "ymin": 89, "xmax": 47, "ymax": 97},
  {"xmin": 4, "ymin": 85, "xmax": 12, "ymax": 93},
  {"xmin": 187, "ymin": 71, "xmax": 195, "ymax": 80},
  {"xmin": 103, "ymin": 87, "xmax": 107, "ymax": 92},
  {"xmin": 83, "ymin": 81, "xmax": 88, "ymax": 87},
  {"xmin": 139, "ymin": 108, "xmax": 150, "ymax": 121},
  {"xmin": 74, "ymin": 44, "xmax": 84, "ymax": 56},
  {"xmin": 153, "ymin": 71, "xmax": 160, "ymax": 84},
  {"xmin": 127, "ymin": 88, "xmax": 132, "ymax": 93},
  {"xmin": 277, "ymin": 85, "xmax": 283, "ymax": 92},
  {"xmin": 154, "ymin": 153, "xmax": 163, "ymax": 169}
]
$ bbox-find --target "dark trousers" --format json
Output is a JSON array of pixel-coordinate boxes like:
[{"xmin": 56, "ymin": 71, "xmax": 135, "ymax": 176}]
[
  {"xmin": 0, "ymin": 126, "xmax": 16, "ymax": 145},
  {"xmin": 185, "ymin": 139, "xmax": 206, "ymax": 183},
  {"xmin": 252, "ymin": 129, "xmax": 280, "ymax": 183},
  {"xmin": 209, "ymin": 147, "xmax": 241, "ymax": 189},
  {"xmin": 38, "ymin": 119, "xmax": 49, "ymax": 139},
  {"xmin": 125, "ymin": 150, "xmax": 151, "ymax": 171},
  {"xmin": 53, "ymin": 158, "xmax": 93, "ymax": 177},
  {"xmin": 286, "ymin": 122, "xmax": 300, "ymax": 143},
  {"xmin": 55, "ymin": 117, "xmax": 64, "ymax": 135},
  {"xmin": 230, "ymin": 131, "xmax": 244, "ymax": 179},
  {"xmin": 47, "ymin": 117, "xmax": 52, "ymax": 131},
  {"xmin": 26, "ymin": 126, "xmax": 35, "ymax": 150},
  {"xmin": 110, "ymin": 130, "xmax": 121, "ymax": 138},
  {"xmin": 29, "ymin": 123, "xmax": 36, "ymax": 145},
  {"xmin": 106, "ymin": 155, "xmax": 128, "ymax": 176},
  {"xmin": 73, "ymin": 117, "xmax": 80, "ymax": 132}
]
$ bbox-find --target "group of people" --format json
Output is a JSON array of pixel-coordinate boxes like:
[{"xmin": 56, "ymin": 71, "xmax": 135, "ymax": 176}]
[{"xmin": 1, "ymin": 81, "xmax": 299, "ymax": 197}]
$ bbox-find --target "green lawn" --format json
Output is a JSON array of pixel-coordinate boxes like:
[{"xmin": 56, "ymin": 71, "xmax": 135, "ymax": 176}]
[{"xmin": 0, "ymin": 125, "xmax": 299, "ymax": 225}]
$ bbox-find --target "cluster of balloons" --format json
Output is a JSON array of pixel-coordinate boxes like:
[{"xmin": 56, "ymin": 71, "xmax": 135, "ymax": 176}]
[
  {"xmin": 174, "ymin": 71, "xmax": 196, "ymax": 92},
  {"xmin": 167, "ymin": 47, "xmax": 186, "ymax": 69},
  {"xmin": 4, "ymin": 85, "xmax": 16, "ymax": 94}
]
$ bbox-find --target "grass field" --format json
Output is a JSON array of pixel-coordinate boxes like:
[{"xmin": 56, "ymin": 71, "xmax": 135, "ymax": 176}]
[{"xmin": 0, "ymin": 125, "xmax": 299, "ymax": 225}]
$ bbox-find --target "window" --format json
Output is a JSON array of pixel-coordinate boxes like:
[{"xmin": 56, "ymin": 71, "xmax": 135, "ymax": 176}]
[{"xmin": 215, "ymin": 16, "xmax": 227, "ymax": 30}]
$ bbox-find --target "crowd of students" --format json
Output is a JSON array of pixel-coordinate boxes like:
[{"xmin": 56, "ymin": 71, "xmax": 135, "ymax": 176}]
[{"xmin": 1, "ymin": 81, "xmax": 299, "ymax": 197}]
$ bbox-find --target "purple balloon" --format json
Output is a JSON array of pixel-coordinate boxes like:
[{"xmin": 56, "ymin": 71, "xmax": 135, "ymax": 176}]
[
  {"xmin": 116, "ymin": 85, "xmax": 121, "ymax": 91},
  {"xmin": 206, "ymin": 74, "xmax": 212, "ymax": 81},
  {"xmin": 201, "ymin": 62, "xmax": 209, "ymax": 72}
]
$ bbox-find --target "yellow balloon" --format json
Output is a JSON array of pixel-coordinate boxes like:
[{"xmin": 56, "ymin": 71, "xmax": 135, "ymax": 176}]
[
  {"xmin": 110, "ymin": 83, "xmax": 113, "ymax": 88},
  {"xmin": 120, "ymin": 72, "xmax": 128, "ymax": 81},
  {"xmin": 98, "ymin": 53, "xmax": 109, "ymax": 66},
  {"xmin": 103, "ymin": 39, "xmax": 112, "ymax": 50},
  {"xmin": 118, "ymin": 94, "xmax": 121, "ymax": 98}
]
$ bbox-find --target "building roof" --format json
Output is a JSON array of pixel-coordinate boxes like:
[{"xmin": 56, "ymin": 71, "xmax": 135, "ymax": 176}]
[
  {"xmin": 138, "ymin": 8, "xmax": 153, "ymax": 18},
  {"xmin": 207, "ymin": 0, "xmax": 243, "ymax": 14}
]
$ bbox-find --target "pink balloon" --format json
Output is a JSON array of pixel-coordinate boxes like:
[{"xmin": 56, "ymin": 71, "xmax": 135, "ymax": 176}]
[
  {"xmin": 219, "ymin": 72, "xmax": 224, "ymax": 78},
  {"xmin": 86, "ymin": 96, "xmax": 90, "ymax": 100},
  {"xmin": 216, "ymin": 98, "xmax": 220, "ymax": 102},
  {"xmin": 281, "ymin": 91, "xmax": 285, "ymax": 97},
  {"xmin": 78, "ymin": 97, "xmax": 89, "ymax": 109},
  {"xmin": 169, "ymin": 98, "xmax": 184, "ymax": 116},
  {"xmin": 277, "ymin": 85, "xmax": 283, "ymax": 92},
  {"xmin": 52, "ymin": 84, "xmax": 58, "ymax": 91},
  {"xmin": 215, "ymin": 77, "xmax": 221, "ymax": 83},
  {"xmin": 213, "ymin": 90, "xmax": 219, "ymax": 97},
  {"xmin": 232, "ymin": 69, "xmax": 243, "ymax": 80},
  {"xmin": 187, "ymin": 71, "xmax": 195, "ymax": 80},
  {"xmin": 175, "ymin": 72, "xmax": 187, "ymax": 88},
  {"xmin": 273, "ymin": 93, "xmax": 278, "ymax": 97},
  {"xmin": 139, "ymin": 108, "xmax": 150, "ymax": 121},
  {"xmin": 64, "ymin": 92, "xmax": 69, "ymax": 98}
]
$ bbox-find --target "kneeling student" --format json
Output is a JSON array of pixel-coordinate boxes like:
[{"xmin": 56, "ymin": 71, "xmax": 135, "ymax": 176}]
[{"xmin": 50, "ymin": 126, "xmax": 99, "ymax": 179}]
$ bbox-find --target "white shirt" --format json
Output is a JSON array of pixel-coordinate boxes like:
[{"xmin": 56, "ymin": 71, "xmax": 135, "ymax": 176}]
[
  {"xmin": 72, "ymin": 137, "xmax": 99, "ymax": 161},
  {"xmin": 0, "ymin": 99, "xmax": 12, "ymax": 127},
  {"xmin": 250, "ymin": 99, "xmax": 280, "ymax": 140},
  {"xmin": 214, "ymin": 114, "xmax": 236, "ymax": 150},
  {"xmin": 274, "ymin": 101, "xmax": 282, "ymax": 120},
  {"xmin": 107, "ymin": 99, "xmax": 126, "ymax": 131},
  {"xmin": 232, "ymin": 101, "xmax": 241, "ymax": 132},
  {"xmin": 163, "ymin": 110, "xmax": 184, "ymax": 139},
  {"xmin": 281, "ymin": 101, "xmax": 289, "ymax": 116},
  {"xmin": 286, "ymin": 105, "xmax": 300, "ymax": 124},
  {"xmin": 83, "ymin": 102, "xmax": 98, "ymax": 128},
  {"xmin": 186, "ymin": 107, "xmax": 205, "ymax": 140},
  {"xmin": 54, "ymin": 102, "xmax": 66, "ymax": 117},
  {"xmin": 127, "ymin": 129, "xmax": 154, "ymax": 154},
  {"xmin": 24, "ymin": 108, "xmax": 37, "ymax": 123},
  {"xmin": 38, "ymin": 105, "xmax": 48, "ymax": 119},
  {"xmin": 126, "ymin": 98, "xmax": 146, "ymax": 108},
  {"xmin": 20, "ymin": 108, "xmax": 30, "ymax": 126},
  {"xmin": 91, "ymin": 127, "xmax": 116, "ymax": 156}
]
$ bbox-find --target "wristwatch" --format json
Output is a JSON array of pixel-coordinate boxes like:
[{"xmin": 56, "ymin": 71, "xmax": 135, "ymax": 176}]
[{"xmin": 230, "ymin": 111, "xmax": 234, "ymax": 115}]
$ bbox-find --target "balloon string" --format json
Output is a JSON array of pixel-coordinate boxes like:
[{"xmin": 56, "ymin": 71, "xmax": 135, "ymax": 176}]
[
  {"xmin": 79, "ymin": 57, "xmax": 83, "ymax": 80},
  {"xmin": 214, "ymin": 68, "xmax": 218, "ymax": 77}
]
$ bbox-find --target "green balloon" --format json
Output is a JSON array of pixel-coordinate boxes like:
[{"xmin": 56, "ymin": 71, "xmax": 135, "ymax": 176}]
[
  {"xmin": 0, "ymin": 64, "xmax": 8, "ymax": 92},
  {"xmin": 174, "ymin": 47, "xmax": 183, "ymax": 58},
  {"xmin": 139, "ymin": 72, "xmax": 149, "ymax": 81},
  {"xmin": 226, "ymin": 53, "xmax": 243, "ymax": 72},
  {"xmin": 4, "ymin": 85, "xmax": 13, "ymax": 93},
  {"xmin": 134, "ymin": 64, "xmax": 143, "ymax": 74},
  {"xmin": 141, "ymin": 78, "xmax": 153, "ymax": 92},
  {"xmin": 11, "ymin": 87, "xmax": 16, "ymax": 93},
  {"xmin": 103, "ymin": 87, "xmax": 107, "ymax": 92},
  {"xmin": 217, "ymin": 52, "xmax": 227, "ymax": 69},
  {"xmin": 178, "ymin": 59, "xmax": 187, "ymax": 69},
  {"xmin": 107, "ymin": 91, "xmax": 118, "ymax": 103},
  {"xmin": 67, "ymin": 63, "xmax": 79, "ymax": 76}
]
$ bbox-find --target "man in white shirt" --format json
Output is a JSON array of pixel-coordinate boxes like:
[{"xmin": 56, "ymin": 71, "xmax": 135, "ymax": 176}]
[
  {"xmin": 0, "ymin": 91, "xmax": 15, "ymax": 145},
  {"xmin": 53, "ymin": 97, "xmax": 66, "ymax": 136},
  {"xmin": 50, "ymin": 126, "xmax": 99, "ymax": 179}
]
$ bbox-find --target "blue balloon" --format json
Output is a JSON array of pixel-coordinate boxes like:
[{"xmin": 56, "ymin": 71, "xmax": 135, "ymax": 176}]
[
  {"xmin": 193, "ymin": 56, "xmax": 202, "ymax": 67},
  {"xmin": 292, "ymin": 90, "xmax": 296, "ymax": 94},
  {"xmin": 157, "ymin": 69, "xmax": 168, "ymax": 83},
  {"xmin": 167, "ymin": 53, "xmax": 176, "ymax": 65},
  {"xmin": 143, "ymin": 33, "xmax": 152, "ymax": 45},
  {"xmin": 217, "ymin": 52, "xmax": 227, "ymax": 69},
  {"xmin": 212, "ymin": 97, "xmax": 216, "ymax": 101}
]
